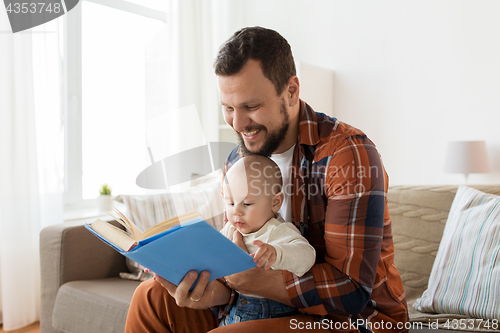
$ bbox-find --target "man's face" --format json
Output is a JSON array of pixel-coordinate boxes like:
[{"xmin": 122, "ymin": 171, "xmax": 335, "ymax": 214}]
[{"xmin": 218, "ymin": 59, "xmax": 290, "ymax": 156}]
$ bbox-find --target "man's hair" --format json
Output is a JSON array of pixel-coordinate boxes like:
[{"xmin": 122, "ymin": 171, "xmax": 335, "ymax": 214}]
[{"xmin": 214, "ymin": 26, "xmax": 296, "ymax": 95}]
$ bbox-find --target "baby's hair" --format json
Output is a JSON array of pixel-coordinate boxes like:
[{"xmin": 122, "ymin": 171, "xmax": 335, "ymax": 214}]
[{"xmin": 243, "ymin": 155, "xmax": 282, "ymax": 194}]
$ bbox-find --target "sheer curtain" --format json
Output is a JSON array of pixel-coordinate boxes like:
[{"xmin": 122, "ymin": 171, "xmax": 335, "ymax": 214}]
[
  {"xmin": 0, "ymin": 0, "xmax": 239, "ymax": 328},
  {"xmin": 144, "ymin": 0, "xmax": 244, "ymax": 189},
  {"xmin": 0, "ymin": 13, "xmax": 63, "ymax": 331},
  {"xmin": 145, "ymin": 0, "xmax": 221, "ymax": 164}
]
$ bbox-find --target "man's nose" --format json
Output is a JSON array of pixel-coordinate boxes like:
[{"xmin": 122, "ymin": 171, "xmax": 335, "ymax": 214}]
[{"xmin": 232, "ymin": 109, "xmax": 250, "ymax": 133}]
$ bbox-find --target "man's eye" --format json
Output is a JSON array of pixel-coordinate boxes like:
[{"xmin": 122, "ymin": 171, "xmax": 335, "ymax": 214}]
[
  {"xmin": 247, "ymin": 105, "xmax": 259, "ymax": 110},
  {"xmin": 224, "ymin": 106, "xmax": 234, "ymax": 112},
  {"xmin": 244, "ymin": 203, "xmax": 252, "ymax": 207}
]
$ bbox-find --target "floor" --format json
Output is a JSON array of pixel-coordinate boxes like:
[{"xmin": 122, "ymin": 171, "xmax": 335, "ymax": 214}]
[{"xmin": 0, "ymin": 322, "xmax": 40, "ymax": 333}]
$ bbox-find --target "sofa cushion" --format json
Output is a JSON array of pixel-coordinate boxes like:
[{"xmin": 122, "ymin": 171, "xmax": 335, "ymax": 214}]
[
  {"xmin": 388, "ymin": 185, "xmax": 500, "ymax": 304},
  {"xmin": 388, "ymin": 185, "xmax": 500, "ymax": 331},
  {"xmin": 388, "ymin": 185, "xmax": 459, "ymax": 304},
  {"xmin": 52, "ymin": 278, "xmax": 140, "ymax": 333},
  {"xmin": 414, "ymin": 186, "xmax": 500, "ymax": 321}
]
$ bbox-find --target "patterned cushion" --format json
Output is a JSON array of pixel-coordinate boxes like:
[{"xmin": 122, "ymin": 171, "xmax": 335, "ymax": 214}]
[
  {"xmin": 122, "ymin": 174, "xmax": 224, "ymax": 232},
  {"xmin": 119, "ymin": 171, "xmax": 224, "ymax": 281},
  {"xmin": 414, "ymin": 186, "xmax": 500, "ymax": 320}
]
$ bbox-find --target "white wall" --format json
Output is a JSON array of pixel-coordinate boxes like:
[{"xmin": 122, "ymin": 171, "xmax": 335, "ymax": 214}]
[{"xmin": 235, "ymin": 0, "xmax": 500, "ymax": 185}]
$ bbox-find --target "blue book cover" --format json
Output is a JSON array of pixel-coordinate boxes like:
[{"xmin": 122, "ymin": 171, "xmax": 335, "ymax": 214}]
[{"xmin": 85, "ymin": 217, "xmax": 256, "ymax": 286}]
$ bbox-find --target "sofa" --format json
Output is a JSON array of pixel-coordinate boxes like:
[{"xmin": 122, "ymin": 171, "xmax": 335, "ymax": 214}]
[{"xmin": 40, "ymin": 184, "xmax": 500, "ymax": 333}]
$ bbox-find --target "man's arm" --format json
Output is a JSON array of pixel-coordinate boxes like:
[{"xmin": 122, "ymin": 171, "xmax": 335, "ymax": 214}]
[
  {"xmin": 226, "ymin": 268, "xmax": 292, "ymax": 305},
  {"xmin": 283, "ymin": 135, "xmax": 387, "ymax": 315},
  {"xmin": 153, "ymin": 233, "xmax": 292, "ymax": 309},
  {"xmin": 152, "ymin": 225, "xmax": 291, "ymax": 308}
]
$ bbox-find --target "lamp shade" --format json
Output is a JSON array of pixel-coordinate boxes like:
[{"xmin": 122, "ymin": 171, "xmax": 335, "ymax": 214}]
[{"xmin": 443, "ymin": 141, "xmax": 491, "ymax": 174}]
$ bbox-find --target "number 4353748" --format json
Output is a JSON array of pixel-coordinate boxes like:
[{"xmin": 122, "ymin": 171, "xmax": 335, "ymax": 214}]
[
  {"xmin": 6, "ymin": 2, "xmax": 62, "ymax": 14},
  {"xmin": 443, "ymin": 319, "xmax": 498, "ymax": 330}
]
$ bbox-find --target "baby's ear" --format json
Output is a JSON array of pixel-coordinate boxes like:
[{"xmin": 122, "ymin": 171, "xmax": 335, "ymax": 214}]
[{"xmin": 272, "ymin": 192, "xmax": 284, "ymax": 213}]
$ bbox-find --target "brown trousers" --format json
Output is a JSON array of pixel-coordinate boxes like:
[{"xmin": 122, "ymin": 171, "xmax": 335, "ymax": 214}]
[{"xmin": 124, "ymin": 279, "xmax": 355, "ymax": 333}]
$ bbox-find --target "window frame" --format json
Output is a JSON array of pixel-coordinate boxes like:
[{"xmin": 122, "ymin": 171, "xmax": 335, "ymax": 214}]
[{"xmin": 63, "ymin": 0, "xmax": 167, "ymax": 206}]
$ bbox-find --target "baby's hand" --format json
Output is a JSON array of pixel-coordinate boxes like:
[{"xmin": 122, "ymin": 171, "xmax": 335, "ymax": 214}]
[{"xmin": 251, "ymin": 240, "xmax": 277, "ymax": 270}]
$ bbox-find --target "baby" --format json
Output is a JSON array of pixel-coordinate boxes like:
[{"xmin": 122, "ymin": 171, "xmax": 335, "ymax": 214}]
[{"xmin": 219, "ymin": 155, "xmax": 316, "ymax": 326}]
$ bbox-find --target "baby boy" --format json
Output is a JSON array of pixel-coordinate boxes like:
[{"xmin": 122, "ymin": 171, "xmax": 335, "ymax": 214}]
[{"xmin": 219, "ymin": 155, "xmax": 315, "ymax": 325}]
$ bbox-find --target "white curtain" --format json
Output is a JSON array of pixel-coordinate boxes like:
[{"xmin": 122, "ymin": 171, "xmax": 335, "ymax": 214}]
[
  {"xmin": 144, "ymin": 0, "xmax": 244, "ymax": 174},
  {"xmin": 0, "ymin": 13, "xmax": 63, "ymax": 331},
  {"xmin": 145, "ymin": 0, "xmax": 218, "ymax": 164},
  {"xmin": 0, "ymin": 0, "xmax": 240, "ymax": 328}
]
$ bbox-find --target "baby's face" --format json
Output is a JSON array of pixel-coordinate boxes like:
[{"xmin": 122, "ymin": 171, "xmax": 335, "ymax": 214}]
[{"xmin": 223, "ymin": 172, "xmax": 277, "ymax": 234}]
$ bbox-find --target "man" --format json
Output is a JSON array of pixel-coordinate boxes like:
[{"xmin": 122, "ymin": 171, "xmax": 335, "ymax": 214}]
[{"xmin": 125, "ymin": 27, "xmax": 408, "ymax": 332}]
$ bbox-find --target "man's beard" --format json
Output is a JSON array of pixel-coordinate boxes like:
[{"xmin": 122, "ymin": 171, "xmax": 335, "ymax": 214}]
[{"xmin": 237, "ymin": 99, "xmax": 290, "ymax": 157}]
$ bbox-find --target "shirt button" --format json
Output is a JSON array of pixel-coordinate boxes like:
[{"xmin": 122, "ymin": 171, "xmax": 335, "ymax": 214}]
[{"xmin": 240, "ymin": 298, "xmax": 248, "ymax": 305}]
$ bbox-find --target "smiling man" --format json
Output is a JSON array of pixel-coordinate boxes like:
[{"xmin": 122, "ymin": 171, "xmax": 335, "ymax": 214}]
[
  {"xmin": 125, "ymin": 27, "xmax": 409, "ymax": 333},
  {"xmin": 218, "ymin": 57, "xmax": 298, "ymax": 157}
]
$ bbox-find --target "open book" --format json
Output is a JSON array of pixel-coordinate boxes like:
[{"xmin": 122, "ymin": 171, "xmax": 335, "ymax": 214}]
[
  {"xmin": 89, "ymin": 209, "xmax": 202, "ymax": 252},
  {"xmin": 86, "ymin": 208, "xmax": 255, "ymax": 286}
]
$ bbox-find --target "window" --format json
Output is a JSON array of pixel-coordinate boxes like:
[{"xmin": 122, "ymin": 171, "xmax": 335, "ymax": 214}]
[{"xmin": 64, "ymin": 0, "xmax": 166, "ymax": 204}]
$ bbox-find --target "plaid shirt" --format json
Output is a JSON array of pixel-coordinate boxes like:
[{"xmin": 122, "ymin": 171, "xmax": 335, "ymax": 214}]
[{"xmin": 223, "ymin": 101, "xmax": 408, "ymax": 332}]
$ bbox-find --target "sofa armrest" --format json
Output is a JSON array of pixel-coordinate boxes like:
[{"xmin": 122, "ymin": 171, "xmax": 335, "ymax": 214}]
[{"xmin": 40, "ymin": 220, "xmax": 128, "ymax": 333}]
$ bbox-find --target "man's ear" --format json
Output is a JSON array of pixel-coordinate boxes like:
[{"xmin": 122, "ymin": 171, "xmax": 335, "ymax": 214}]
[
  {"xmin": 286, "ymin": 76, "xmax": 300, "ymax": 107},
  {"xmin": 271, "ymin": 192, "xmax": 285, "ymax": 213}
]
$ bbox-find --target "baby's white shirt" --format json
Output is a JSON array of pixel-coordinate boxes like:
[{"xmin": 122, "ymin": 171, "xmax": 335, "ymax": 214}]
[{"xmin": 220, "ymin": 214, "xmax": 316, "ymax": 277}]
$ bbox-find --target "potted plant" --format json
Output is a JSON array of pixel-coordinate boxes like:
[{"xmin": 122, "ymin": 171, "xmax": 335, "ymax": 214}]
[{"xmin": 98, "ymin": 184, "xmax": 113, "ymax": 212}]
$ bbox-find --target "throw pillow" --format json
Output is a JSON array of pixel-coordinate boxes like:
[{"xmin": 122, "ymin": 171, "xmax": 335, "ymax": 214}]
[{"xmin": 414, "ymin": 186, "xmax": 500, "ymax": 320}]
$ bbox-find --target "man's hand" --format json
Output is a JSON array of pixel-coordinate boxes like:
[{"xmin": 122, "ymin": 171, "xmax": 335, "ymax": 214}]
[
  {"xmin": 251, "ymin": 240, "xmax": 277, "ymax": 270},
  {"xmin": 152, "ymin": 270, "xmax": 230, "ymax": 309}
]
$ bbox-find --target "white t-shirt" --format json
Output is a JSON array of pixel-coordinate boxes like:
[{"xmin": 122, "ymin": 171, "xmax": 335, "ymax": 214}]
[{"xmin": 270, "ymin": 144, "xmax": 295, "ymax": 222}]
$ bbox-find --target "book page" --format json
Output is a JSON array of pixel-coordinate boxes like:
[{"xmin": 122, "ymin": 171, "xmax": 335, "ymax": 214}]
[
  {"xmin": 91, "ymin": 219, "xmax": 137, "ymax": 251},
  {"xmin": 140, "ymin": 211, "xmax": 202, "ymax": 240},
  {"xmin": 112, "ymin": 207, "xmax": 144, "ymax": 240}
]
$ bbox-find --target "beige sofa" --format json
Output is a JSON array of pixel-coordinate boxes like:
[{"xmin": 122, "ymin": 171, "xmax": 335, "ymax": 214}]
[{"xmin": 40, "ymin": 185, "xmax": 500, "ymax": 333}]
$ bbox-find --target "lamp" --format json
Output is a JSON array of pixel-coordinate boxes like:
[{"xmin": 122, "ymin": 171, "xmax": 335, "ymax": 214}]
[{"xmin": 444, "ymin": 141, "xmax": 491, "ymax": 183}]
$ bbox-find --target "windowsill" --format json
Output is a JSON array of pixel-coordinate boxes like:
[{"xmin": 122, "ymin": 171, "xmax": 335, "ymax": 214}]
[{"xmin": 64, "ymin": 198, "xmax": 126, "ymax": 223}]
